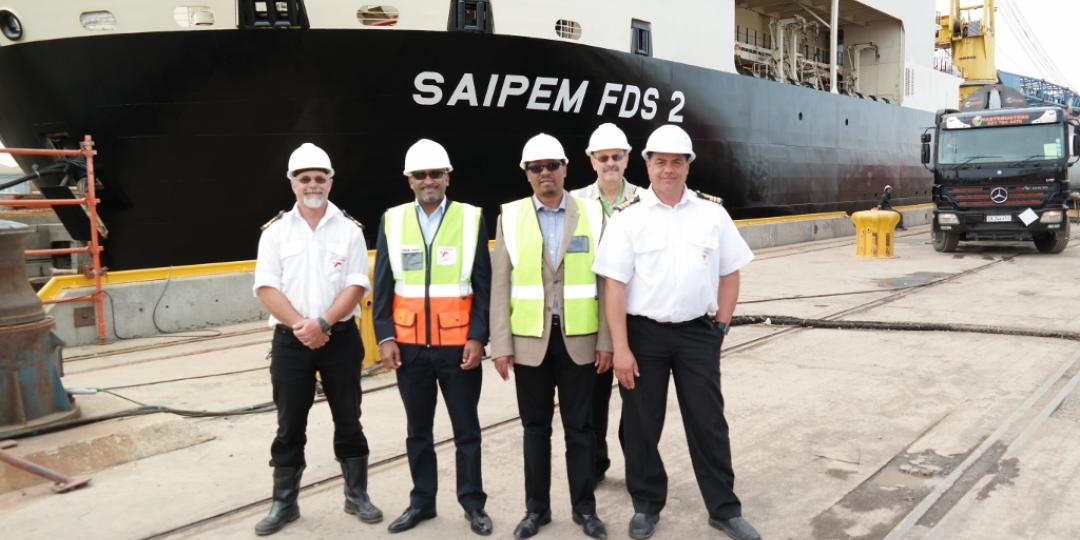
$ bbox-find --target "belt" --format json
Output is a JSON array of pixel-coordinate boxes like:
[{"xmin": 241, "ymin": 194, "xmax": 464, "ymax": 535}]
[
  {"xmin": 629, "ymin": 314, "xmax": 712, "ymax": 328},
  {"xmin": 275, "ymin": 320, "xmax": 354, "ymax": 334}
]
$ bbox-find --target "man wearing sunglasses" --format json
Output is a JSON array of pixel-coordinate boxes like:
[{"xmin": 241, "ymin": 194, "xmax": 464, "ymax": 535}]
[
  {"xmin": 252, "ymin": 142, "xmax": 382, "ymax": 535},
  {"xmin": 570, "ymin": 122, "xmax": 642, "ymax": 486},
  {"xmin": 373, "ymin": 139, "xmax": 493, "ymax": 536},
  {"xmin": 490, "ymin": 133, "xmax": 612, "ymax": 540},
  {"xmin": 572, "ymin": 123, "xmax": 643, "ymax": 217}
]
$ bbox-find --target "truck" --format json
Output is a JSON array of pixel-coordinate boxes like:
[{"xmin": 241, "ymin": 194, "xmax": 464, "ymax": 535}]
[{"xmin": 922, "ymin": 88, "xmax": 1080, "ymax": 253}]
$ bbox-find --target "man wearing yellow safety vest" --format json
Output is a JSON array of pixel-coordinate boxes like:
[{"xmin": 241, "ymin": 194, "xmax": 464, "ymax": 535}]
[
  {"xmin": 490, "ymin": 133, "xmax": 612, "ymax": 540},
  {"xmin": 570, "ymin": 122, "xmax": 643, "ymax": 485},
  {"xmin": 373, "ymin": 139, "xmax": 493, "ymax": 536}
]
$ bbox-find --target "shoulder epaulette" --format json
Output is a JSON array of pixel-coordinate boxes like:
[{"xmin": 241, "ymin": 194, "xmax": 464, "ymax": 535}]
[
  {"xmin": 341, "ymin": 211, "xmax": 365, "ymax": 230},
  {"xmin": 695, "ymin": 190, "xmax": 724, "ymax": 206},
  {"xmin": 614, "ymin": 195, "xmax": 641, "ymax": 212},
  {"xmin": 260, "ymin": 210, "xmax": 285, "ymax": 231}
]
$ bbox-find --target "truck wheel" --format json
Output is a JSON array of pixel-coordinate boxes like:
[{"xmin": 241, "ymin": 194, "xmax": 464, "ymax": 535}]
[
  {"xmin": 932, "ymin": 230, "xmax": 960, "ymax": 252},
  {"xmin": 1034, "ymin": 222, "xmax": 1070, "ymax": 254}
]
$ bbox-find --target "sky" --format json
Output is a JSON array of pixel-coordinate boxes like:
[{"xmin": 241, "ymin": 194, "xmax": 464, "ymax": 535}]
[{"xmin": 938, "ymin": 0, "xmax": 1080, "ymax": 90}]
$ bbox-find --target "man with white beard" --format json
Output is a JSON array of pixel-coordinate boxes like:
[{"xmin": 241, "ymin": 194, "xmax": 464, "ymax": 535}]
[{"xmin": 252, "ymin": 142, "xmax": 382, "ymax": 535}]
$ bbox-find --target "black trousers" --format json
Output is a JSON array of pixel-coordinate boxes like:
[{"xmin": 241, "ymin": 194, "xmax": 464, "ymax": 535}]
[
  {"xmin": 620, "ymin": 315, "xmax": 742, "ymax": 520},
  {"xmin": 593, "ymin": 369, "xmax": 614, "ymax": 477},
  {"xmin": 269, "ymin": 322, "xmax": 369, "ymax": 467},
  {"xmin": 397, "ymin": 343, "xmax": 486, "ymax": 512},
  {"xmin": 514, "ymin": 323, "xmax": 598, "ymax": 515}
]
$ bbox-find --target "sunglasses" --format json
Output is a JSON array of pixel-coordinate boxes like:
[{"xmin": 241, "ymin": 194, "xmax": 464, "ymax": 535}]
[
  {"xmin": 593, "ymin": 153, "xmax": 625, "ymax": 163},
  {"xmin": 294, "ymin": 174, "xmax": 330, "ymax": 184},
  {"xmin": 526, "ymin": 162, "xmax": 563, "ymax": 174},
  {"xmin": 411, "ymin": 170, "xmax": 447, "ymax": 181}
]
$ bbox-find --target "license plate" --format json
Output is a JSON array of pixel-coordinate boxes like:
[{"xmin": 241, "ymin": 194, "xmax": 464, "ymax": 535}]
[{"xmin": 986, "ymin": 215, "xmax": 1011, "ymax": 223}]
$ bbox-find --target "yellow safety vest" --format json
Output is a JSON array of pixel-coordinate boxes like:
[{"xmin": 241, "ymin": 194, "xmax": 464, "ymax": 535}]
[
  {"xmin": 501, "ymin": 196, "xmax": 602, "ymax": 337},
  {"xmin": 384, "ymin": 201, "xmax": 481, "ymax": 345}
]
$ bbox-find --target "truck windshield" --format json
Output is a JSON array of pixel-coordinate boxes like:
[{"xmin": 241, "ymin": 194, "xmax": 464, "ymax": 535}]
[{"xmin": 938, "ymin": 124, "xmax": 1064, "ymax": 165}]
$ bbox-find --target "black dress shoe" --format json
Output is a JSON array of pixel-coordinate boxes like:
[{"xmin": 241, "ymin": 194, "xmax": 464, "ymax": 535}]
[
  {"xmin": 512, "ymin": 510, "xmax": 551, "ymax": 539},
  {"xmin": 628, "ymin": 513, "xmax": 660, "ymax": 540},
  {"xmin": 708, "ymin": 516, "xmax": 761, "ymax": 540},
  {"xmin": 572, "ymin": 512, "xmax": 607, "ymax": 539},
  {"xmin": 387, "ymin": 506, "xmax": 436, "ymax": 533},
  {"xmin": 465, "ymin": 508, "xmax": 493, "ymax": 536}
]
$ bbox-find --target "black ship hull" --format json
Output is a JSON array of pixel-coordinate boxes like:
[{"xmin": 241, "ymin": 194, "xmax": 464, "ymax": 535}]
[{"xmin": 0, "ymin": 29, "xmax": 931, "ymax": 270}]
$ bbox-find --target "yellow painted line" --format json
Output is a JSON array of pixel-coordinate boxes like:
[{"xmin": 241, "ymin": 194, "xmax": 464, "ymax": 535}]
[
  {"xmin": 895, "ymin": 203, "xmax": 934, "ymax": 210},
  {"xmin": 735, "ymin": 211, "xmax": 848, "ymax": 226},
  {"xmin": 37, "ymin": 250, "xmax": 386, "ymax": 301},
  {"xmin": 38, "ymin": 205, "xmax": 934, "ymax": 301},
  {"xmin": 38, "ymin": 260, "xmax": 257, "ymax": 301}
]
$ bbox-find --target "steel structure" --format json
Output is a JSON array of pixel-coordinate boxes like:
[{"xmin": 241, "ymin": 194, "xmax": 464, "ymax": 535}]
[{"xmin": 998, "ymin": 70, "xmax": 1080, "ymax": 114}]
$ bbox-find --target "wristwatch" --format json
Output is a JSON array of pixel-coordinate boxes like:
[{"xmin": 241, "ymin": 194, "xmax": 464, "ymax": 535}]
[
  {"xmin": 317, "ymin": 317, "xmax": 332, "ymax": 335},
  {"xmin": 713, "ymin": 319, "xmax": 730, "ymax": 335}
]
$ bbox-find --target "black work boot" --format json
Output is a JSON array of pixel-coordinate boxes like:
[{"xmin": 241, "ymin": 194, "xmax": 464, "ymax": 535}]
[
  {"xmin": 254, "ymin": 466, "xmax": 304, "ymax": 536},
  {"xmin": 341, "ymin": 456, "xmax": 383, "ymax": 523}
]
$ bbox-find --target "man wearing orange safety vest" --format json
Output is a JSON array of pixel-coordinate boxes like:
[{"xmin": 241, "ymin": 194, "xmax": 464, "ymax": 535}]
[{"xmin": 373, "ymin": 139, "xmax": 493, "ymax": 536}]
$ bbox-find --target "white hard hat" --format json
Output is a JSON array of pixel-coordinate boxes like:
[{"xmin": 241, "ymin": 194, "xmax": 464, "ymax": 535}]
[
  {"xmin": 585, "ymin": 123, "xmax": 631, "ymax": 155},
  {"xmin": 403, "ymin": 139, "xmax": 453, "ymax": 175},
  {"xmin": 286, "ymin": 142, "xmax": 334, "ymax": 179},
  {"xmin": 641, "ymin": 124, "xmax": 696, "ymax": 162},
  {"xmin": 519, "ymin": 133, "xmax": 568, "ymax": 170}
]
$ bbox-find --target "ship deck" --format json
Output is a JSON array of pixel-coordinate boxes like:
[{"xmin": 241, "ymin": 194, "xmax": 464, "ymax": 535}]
[{"xmin": 4, "ymin": 224, "xmax": 1080, "ymax": 540}]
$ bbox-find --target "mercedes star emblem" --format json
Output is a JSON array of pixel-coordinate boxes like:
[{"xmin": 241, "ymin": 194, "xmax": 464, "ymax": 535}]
[{"xmin": 990, "ymin": 187, "xmax": 1009, "ymax": 204}]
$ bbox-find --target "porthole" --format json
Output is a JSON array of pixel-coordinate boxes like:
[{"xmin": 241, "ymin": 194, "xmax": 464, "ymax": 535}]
[
  {"xmin": 174, "ymin": 6, "xmax": 216, "ymax": 27},
  {"xmin": 0, "ymin": 11, "xmax": 23, "ymax": 40},
  {"xmin": 555, "ymin": 19, "xmax": 581, "ymax": 40},
  {"xmin": 80, "ymin": 11, "xmax": 117, "ymax": 32},
  {"xmin": 358, "ymin": 5, "xmax": 399, "ymax": 27}
]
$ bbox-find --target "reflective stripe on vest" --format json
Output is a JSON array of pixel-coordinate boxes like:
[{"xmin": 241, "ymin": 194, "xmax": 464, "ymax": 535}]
[
  {"xmin": 384, "ymin": 201, "xmax": 481, "ymax": 345},
  {"xmin": 501, "ymin": 196, "xmax": 602, "ymax": 337}
]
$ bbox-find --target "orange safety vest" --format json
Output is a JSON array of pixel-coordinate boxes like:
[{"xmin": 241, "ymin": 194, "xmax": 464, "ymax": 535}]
[{"xmin": 384, "ymin": 201, "xmax": 481, "ymax": 346}]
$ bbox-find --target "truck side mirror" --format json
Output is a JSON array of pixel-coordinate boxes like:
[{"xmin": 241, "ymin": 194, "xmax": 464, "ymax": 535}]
[
  {"xmin": 1074, "ymin": 126, "xmax": 1080, "ymax": 157},
  {"xmin": 921, "ymin": 142, "xmax": 931, "ymax": 165},
  {"xmin": 921, "ymin": 133, "xmax": 932, "ymax": 143}
]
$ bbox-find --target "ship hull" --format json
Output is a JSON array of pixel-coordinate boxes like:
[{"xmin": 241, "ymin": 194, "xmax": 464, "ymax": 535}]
[{"xmin": 0, "ymin": 29, "xmax": 931, "ymax": 269}]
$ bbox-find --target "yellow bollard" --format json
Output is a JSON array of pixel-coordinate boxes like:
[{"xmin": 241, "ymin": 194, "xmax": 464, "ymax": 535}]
[
  {"xmin": 356, "ymin": 250, "xmax": 380, "ymax": 369},
  {"xmin": 851, "ymin": 209, "xmax": 900, "ymax": 258}
]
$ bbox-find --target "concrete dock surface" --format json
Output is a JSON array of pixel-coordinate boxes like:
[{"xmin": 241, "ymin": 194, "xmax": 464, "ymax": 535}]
[{"xmin": 3, "ymin": 225, "xmax": 1080, "ymax": 540}]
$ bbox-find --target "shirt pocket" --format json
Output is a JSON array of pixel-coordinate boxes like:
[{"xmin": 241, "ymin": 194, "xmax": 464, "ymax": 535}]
[
  {"xmin": 632, "ymin": 236, "xmax": 667, "ymax": 279},
  {"xmin": 689, "ymin": 231, "xmax": 720, "ymax": 268},
  {"xmin": 279, "ymin": 241, "xmax": 305, "ymax": 284},
  {"xmin": 325, "ymin": 242, "xmax": 348, "ymax": 284}
]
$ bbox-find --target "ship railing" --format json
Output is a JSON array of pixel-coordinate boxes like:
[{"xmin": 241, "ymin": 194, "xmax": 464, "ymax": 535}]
[{"xmin": 0, "ymin": 135, "xmax": 107, "ymax": 344}]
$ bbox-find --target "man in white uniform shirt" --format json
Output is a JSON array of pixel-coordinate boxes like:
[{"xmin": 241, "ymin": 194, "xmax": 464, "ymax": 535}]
[
  {"xmin": 252, "ymin": 143, "xmax": 382, "ymax": 535},
  {"xmin": 592, "ymin": 126, "xmax": 761, "ymax": 540},
  {"xmin": 570, "ymin": 122, "xmax": 642, "ymax": 485}
]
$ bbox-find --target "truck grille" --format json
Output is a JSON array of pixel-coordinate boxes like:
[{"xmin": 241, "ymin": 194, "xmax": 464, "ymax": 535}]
[{"xmin": 944, "ymin": 183, "xmax": 1050, "ymax": 208}]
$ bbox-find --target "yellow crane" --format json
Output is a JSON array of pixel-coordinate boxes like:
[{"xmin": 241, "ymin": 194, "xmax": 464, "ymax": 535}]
[{"xmin": 937, "ymin": 0, "xmax": 997, "ymax": 102}]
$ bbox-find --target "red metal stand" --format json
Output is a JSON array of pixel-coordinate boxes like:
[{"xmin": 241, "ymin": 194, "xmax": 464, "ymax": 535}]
[{"xmin": 0, "ymin": 136, "xmax": 107, "ymax": 343}]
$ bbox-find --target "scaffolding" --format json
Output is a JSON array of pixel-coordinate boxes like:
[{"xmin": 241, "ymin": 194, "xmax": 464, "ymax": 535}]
[{"xmin": 0, "ymin": 136, "xmax": 106, "ymax": 343}]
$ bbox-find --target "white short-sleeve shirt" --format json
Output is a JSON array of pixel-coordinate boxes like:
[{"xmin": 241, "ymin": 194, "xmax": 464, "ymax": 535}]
[
  {"xmin": 253, "ymin": 201, "xmax": 371, "ymax": 326},
  {"xmin": 592, "ymin": 186, "xmax": 753, "ymax": 323}
]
